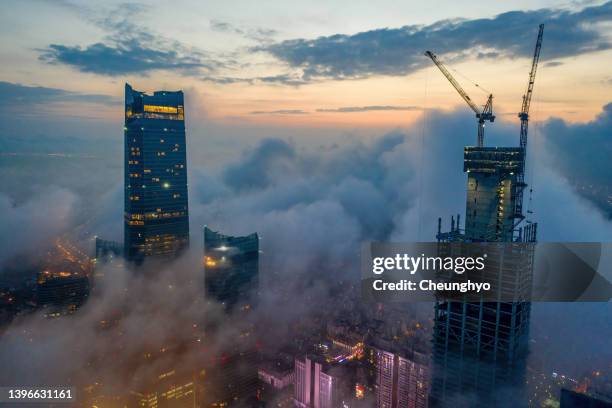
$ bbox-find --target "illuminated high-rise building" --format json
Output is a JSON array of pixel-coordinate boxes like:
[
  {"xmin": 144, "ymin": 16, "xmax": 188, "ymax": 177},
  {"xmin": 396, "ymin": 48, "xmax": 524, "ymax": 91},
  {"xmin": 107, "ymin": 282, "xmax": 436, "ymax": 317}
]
[{"xmin": 124, "ymin": 83, "xmax": 189, "ymax": 262}]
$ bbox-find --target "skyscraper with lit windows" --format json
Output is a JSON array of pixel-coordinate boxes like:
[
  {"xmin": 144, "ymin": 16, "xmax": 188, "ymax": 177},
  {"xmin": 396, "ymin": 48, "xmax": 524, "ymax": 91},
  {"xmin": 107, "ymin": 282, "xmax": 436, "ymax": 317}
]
[{"xmin": 124, "ymin": 83, "xmax": 189, "ymax": 262}]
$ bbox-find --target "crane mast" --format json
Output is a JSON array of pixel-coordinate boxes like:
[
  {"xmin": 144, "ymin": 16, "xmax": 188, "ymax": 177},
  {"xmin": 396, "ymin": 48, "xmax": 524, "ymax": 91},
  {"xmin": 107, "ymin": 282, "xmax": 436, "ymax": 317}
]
[
  {"xmin": 514, "ymin": 24, "xmax": 544, "ymax": 224},
  {"xmin": 519, "ymin": 24, "xmax": 544, "ymax": 152},
  {"xmin": 425, "ymin": 50, "xmax": 494, "ymax": 147}
]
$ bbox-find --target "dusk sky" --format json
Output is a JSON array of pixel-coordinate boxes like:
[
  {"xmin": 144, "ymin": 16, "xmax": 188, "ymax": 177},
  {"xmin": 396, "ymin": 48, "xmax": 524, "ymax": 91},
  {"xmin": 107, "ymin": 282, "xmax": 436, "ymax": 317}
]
[
  {"xmin": 1, "ymin": 0, "xmax": 611, "ymax": 129},
  {"xmin": 1, "ymin": 0, "xmax": 611, "ymax": 244}
]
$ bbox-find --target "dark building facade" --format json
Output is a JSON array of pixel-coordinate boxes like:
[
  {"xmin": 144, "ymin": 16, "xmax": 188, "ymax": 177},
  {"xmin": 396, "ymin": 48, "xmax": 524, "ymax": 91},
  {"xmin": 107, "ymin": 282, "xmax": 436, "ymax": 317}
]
[
  {"xmin": 560, "ymin": 389, "xmax": 612, "ymax": 408},
  {"xmin": 124, "ymin": 83, "xmax": 189, "ymax": 262},
  {"xmin": 203, "ymin": 226, "xmax": 259, "ymax": 311},
  {"xmin": 95, "ymin": 237, "xmax": 123, "ymax": 260},
  {"xmin": 36, "ymin": 271, "xmax": 90, "ymax": 317},
  {"xmin": 203, "ymin": 227, "xmax": 260, "ymax": 407}
]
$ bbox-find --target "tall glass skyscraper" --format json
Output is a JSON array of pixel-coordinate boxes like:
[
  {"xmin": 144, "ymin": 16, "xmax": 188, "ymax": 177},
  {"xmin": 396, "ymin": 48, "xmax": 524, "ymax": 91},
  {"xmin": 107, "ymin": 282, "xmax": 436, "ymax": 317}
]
[{"xmin": 124, "ymin": 84, "xmax": 190, "ymax": 262}]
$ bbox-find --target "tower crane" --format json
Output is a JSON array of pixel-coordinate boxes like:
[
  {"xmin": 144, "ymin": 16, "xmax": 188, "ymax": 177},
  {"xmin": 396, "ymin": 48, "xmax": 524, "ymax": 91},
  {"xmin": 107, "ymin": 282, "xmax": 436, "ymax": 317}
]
[
  {"xmin": 519, "ymin": 24, "xmax": 544, "ymax": 156},
  {"xmin": 425, "ymin": 51, "xmax": 494, "ymax": 147},
  {"xmin": 514, "ymin": 24, "xmax": 544, "ymax": 223}
]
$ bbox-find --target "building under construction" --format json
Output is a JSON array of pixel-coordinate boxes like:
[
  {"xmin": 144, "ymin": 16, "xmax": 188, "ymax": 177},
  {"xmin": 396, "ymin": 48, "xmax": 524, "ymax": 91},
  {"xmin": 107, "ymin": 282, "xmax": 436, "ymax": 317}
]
[{"xmin": 426, "ymin": 25, "xmax": 544, "ymax": 408}]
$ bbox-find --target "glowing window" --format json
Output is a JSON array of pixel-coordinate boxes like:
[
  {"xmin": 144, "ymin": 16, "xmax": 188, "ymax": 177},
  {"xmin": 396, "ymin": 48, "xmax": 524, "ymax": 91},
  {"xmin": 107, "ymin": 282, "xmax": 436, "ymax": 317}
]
[{"xmin": 143, "ymin": 105, "xmax": 178, "ymax": 114}]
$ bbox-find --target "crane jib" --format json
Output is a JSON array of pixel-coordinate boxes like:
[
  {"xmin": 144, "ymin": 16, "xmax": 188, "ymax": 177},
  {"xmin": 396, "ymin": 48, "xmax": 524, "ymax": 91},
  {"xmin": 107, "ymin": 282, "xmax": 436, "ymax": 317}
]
[{"xmin": 425, "ymin": 50, "xmax": 494, "ymax": 147}]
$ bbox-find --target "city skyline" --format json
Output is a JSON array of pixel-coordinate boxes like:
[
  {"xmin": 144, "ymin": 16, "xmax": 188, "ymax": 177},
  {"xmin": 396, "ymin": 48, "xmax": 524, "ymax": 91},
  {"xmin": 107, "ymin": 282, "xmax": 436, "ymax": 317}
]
[{"xmin": 0, "ymin": 2, "xmax": 611, "ymax": 407}]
